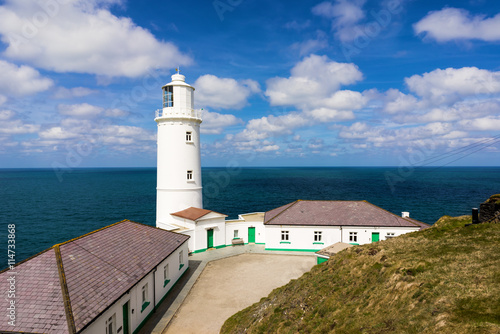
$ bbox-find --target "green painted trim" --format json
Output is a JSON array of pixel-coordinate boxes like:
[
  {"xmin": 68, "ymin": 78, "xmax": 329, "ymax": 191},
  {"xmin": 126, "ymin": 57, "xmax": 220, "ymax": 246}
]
[
  {"xmin": 317, "ymin": 257, "xmax": 329, "ymax": 264},
  {"xmin": 132, "ymin": 308, "xmax": 154, "ymax": 334},
  {"xmin": 179, "ymin": 264, "xmax": 184, "ymax": 270},
  {"xmin": 232, "ymin": 238, "xmax": 242, "ymax": 240},
  {"xmin": 279, "ymin": 241, "xmax": 291, "ymax": 244},
  {"xmin": 163, "ymin": 279, "xmax": 170, "ymax": 287},
  {"xmin": 140, "ymin": 301, "xmax": 150, "ymax": 313},
  {"xmin": 255, "ymin": 243, "xmax": 265, "ymax": 245},
  {"xmin": 313, "ymin": 242, "xmax": 324, "ymax": 245},
  {"xmin": 215, "ymin": 245, "xmax": 226, "ymax": 249},
  {"xmin": 350, "ymin": 243, "xmax": 359, "ymax": 245},
  {"xmin": 265, "ymin": 248, "xmax": 318, "ymax": 252},
  {"xmin": 192, "ymin": 248, "xmax": 207, "ymax": 254}
]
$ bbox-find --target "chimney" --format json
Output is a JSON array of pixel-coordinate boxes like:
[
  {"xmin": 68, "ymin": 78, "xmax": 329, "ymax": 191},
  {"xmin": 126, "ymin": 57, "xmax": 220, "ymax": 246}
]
[
  {"xmin": 472, "ymin": 208, "xmax": 479, "ymax": 224},
  {"xmin": 401, "ymin": 212, "xmax": 410, "ymax": 218}
]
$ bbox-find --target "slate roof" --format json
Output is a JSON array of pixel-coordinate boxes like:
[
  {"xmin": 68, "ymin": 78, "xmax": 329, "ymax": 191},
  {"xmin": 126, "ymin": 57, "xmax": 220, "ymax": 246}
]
[
  {"xmin": 264, "ymin": 200, "xmax": 430, "ymax": 229},
  {"xmin": 0, "ymin": 220, "xmax": 189, "ymax": 334},
  {"xmin": 171, "ymin": 207, "xmax": 226, "ymax": 221}
]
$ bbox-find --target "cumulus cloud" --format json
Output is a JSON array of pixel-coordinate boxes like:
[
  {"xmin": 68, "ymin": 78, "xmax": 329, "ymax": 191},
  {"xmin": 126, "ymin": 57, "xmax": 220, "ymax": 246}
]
[
  {"xmin": 291, "ymin": 31, "xmax": 328, "ymax": 56},
  {"xmin": 405, "ymin": 67, "xmax": 500, "ymax": 105},
  {"xmin": 383, "ymin": 89, "xmax": 420, "ymax": 114},
  {"xmin": 0, "ymin": 0, "xmax": 191, "ymax": 77},
  {"xmin": 201, "ymin": 110, "xmax": 242, "ymax": 135},
  {"xmin": 414, "ymin": 8, "xmax": 500, "ymax": 42},
  {"xmin": 0, "ymin": 110, "xmax": 40, "ymax": 134},
  {"xmin": 265, "ymin": 54, "xmax": 363, "ymax": 106},
  {"xmin": 58, "ymin": 103, "xmax": 128, "ymax": 118},
  {"xmin": 194, "ymin": 75, "xmax": 260, "ymax": 110},
  {"xmin": 0, "ymin": 60, "xmax": 53, "ymax": 96}
]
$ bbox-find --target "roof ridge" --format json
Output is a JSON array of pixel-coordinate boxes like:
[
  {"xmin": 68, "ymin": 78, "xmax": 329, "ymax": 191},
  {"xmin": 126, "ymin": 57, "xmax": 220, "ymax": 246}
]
[
  {"xmin": 266, "ymin": 200, "xmax": 300, "ymax": 224},
  {"xmin": 57, "ymin": 219, "xmax": 128, "ymax": 247},
  {"xmin": 54, "ymin": 245, "xmax": 76, "ymax": 334}
]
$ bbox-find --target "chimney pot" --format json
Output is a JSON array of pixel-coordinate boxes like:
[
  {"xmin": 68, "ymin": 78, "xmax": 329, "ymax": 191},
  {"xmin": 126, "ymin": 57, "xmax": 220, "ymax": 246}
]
[{"xmin": 402, "ymin": 212, "xmax": 410, "ymax": 218}]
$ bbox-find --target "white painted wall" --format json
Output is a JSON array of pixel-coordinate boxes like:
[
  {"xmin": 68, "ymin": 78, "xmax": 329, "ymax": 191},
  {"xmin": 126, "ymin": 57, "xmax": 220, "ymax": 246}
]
[
  {"xmin": 81, "ymin": 241, "xmax": 189, "ymax": 334},
  {"xmin": 225, "ymin": 221, "xmax": 265, "ymax": 245},
  {"xmin": 264, "ymin": 225, "xmax": 421, "ymax": 250},
  {"xmin": 156, "ymin": 74, "xmax": 203, "ymax": 228},
  {"xmin": 194, "ymin": 216, "xmax": 226, "ymax": 251}
]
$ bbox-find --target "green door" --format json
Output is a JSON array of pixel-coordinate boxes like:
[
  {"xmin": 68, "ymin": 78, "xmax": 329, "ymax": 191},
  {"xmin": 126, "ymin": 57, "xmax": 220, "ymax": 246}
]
[
  {"xmin": 122, "ymin": 301, "xmax": 129, "ymax": 334},
  {"xmin": 207, "ymin": 229, "xmax": 214, "ymax": 248},
  {"xmin": 248, "ymin": 227, "xmax": 256, "ymax": 243},
  {"xmin": 372, "ymin": 232, "xmax": 380, "ymax": 243}
]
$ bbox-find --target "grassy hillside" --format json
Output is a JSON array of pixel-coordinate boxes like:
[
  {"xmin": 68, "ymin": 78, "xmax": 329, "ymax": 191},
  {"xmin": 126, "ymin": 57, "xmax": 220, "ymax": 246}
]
[{"xmin": 221, "ymin": 216, "xmax": 500, "ymax": 333}]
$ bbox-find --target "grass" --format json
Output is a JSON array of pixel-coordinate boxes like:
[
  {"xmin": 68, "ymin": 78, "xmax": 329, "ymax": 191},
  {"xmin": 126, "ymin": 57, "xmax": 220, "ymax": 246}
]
[{"xmin": 221, "ymin": 216, "xmax": 500, "ymax": 334}]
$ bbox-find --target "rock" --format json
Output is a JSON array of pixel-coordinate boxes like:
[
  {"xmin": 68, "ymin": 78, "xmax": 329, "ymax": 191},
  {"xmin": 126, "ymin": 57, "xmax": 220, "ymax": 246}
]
[{"xmin": 479, "ymin": 194, "xmax": 500, "ymax": 223}]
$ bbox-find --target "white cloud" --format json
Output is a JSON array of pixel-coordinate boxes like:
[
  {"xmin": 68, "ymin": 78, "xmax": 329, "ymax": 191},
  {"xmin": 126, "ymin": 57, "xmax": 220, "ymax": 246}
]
[
  {"xmin": 194, "ymin": 75, "xmax": 260, "ymax": 110},
  {"xmin": 459, "ymin": 117, "xmax": 500, "ymax": 131},
  {"xmin": 58, "ymin": 103, "xmax": 128, "ymax": 118},
  {"xmin": 0, "ymin": 60, "xmax": 53, "ymax": 96},
  {"xmin": 414, "ymin": 8, "xmax": 500, "ymax": 42},
  {"xmin": 405, "ymin": 67, "xmax": 500, "ymax": 105},
  {"xmin": 0, "ymin": 95, "xmax": 6, "ymax": 106},
  {"xmin": 0, "ymin": 0, "xmax": 191, "ymax": 77},
  {"xmin": 383, "ymin": 89, "xmax": 419, "ymax": 114},
  {"xmin": 255, "ymin": 145, "xmax": 280, "ymax": 152},
  {"xmin": 201, "ymin": 110, "xmax": 242, "ymax": 135},
  {"xmin": 291, "ymin": 31, "xmax": 328, "ymax": 56},
  {"xmin": 39, "ymin": 126, "xmax": 79, "ymax": 140},
  {"xmin": 312, "ymin": 0, "xmax": 367, "ymax": 42},
  {"xmin": 0, "ymin": 110, "xmax": 40, "ymax": 134},
  {"xmin": 265, "ymin": 54, "xmax": 363, "ymax": 106},
  {"xmin": 53, "ymin": 87, "xmax": 97, "ymax": 99}
]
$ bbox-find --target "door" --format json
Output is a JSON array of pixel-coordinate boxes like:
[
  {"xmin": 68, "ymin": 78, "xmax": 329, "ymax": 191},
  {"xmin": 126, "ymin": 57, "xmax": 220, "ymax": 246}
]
[
  {"xmin": 207, "ymin": 229, "xmax": 214, "ymax": 248},
  {"xmin": 122, "ymin": 301, "xmax": 129, "ymax": 334},
  {"xmin": 372, "ymin": 232, "xmax": 380, "ymax": 243},
  {"xmin": 248, "ymin": 227, "xmax": 256, "ymax": 243}
]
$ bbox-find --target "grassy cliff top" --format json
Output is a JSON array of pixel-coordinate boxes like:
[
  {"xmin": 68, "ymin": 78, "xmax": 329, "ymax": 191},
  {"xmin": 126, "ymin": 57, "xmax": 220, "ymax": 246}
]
[{"xmin": 221, "ymin": 216, "xmax": 500, "ymax": 334}]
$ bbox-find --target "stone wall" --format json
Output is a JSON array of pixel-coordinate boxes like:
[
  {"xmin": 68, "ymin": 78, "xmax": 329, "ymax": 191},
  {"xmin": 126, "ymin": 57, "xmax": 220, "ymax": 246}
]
[{"xmin": 479, "ymin": 194, "xmax": 500, "ymax": 223}]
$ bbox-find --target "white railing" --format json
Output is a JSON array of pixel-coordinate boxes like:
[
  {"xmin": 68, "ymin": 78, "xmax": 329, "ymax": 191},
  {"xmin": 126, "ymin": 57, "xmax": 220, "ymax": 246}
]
[{"xmin": 155, "ymin": 108, "xmax": 202, "ymax": 119}]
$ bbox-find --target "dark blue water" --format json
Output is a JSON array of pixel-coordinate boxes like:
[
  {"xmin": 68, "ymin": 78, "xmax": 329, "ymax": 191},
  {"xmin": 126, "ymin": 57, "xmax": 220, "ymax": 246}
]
[{"xmin": 1, "ymin": 167, "xmax": 499, "ymax": 269}]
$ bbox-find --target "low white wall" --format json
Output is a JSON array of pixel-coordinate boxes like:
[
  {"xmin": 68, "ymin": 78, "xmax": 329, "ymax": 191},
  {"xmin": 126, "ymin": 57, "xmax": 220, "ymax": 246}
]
[
  {"xmin": 225, "ymin": 220, "xmax": 265, "ymax": 245},
  {"xmin": 194, "ymin": 217, "xmax": 226, "ymax": 251}
]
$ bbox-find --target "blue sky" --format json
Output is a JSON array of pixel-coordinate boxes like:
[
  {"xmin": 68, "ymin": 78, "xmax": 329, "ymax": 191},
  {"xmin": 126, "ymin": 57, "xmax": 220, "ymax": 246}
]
[{"xmin": 0, "ymin": 0, "xmax": 500, "ymax": 168}]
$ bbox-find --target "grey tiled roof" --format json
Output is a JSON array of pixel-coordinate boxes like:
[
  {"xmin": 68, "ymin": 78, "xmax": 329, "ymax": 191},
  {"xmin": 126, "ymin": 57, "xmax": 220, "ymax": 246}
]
[
  {"xmin": 0, "ymin": 220, "xmax": 189, "ymax": 334},
  {"xmin": 265, "ymin": 200, "xmax": 430, "ymax": 229}
]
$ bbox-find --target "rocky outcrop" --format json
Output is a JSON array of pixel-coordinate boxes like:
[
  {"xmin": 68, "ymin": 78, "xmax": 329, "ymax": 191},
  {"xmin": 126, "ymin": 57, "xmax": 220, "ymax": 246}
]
[{"xmin": 479, "ymin": 194, "xmax": 500, "ymax": 223}]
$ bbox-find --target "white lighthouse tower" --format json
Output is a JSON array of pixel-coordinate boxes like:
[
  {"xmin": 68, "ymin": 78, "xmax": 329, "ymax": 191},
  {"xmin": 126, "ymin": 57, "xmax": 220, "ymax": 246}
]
[{"xmin": 155, "ymin": 73, "xmax": 203, "ymax": 230}]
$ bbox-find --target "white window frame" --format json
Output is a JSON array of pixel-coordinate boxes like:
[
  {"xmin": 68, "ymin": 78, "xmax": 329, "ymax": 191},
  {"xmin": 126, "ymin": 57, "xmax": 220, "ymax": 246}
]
[
  {"xmin": 105, "ymin": 314, "xmax": 116, "ymax": 334},
  {"xmin": 186, "ymin": 131, "xmax": 192, "ymax": 142},
  {"xmin": 314, "ymin": 231, "xmax": 322, "ymax": 242},
  {"xmin": 163, "ymin": 86, "xmax": 173, "ymax": 108},
  {"xmin": 142, "ymin": 283, "xmax": 148, "ymax": 305},
  {"xmin": 164, "ymin": 264, "xmax": 169, "ymax": 280},
  {"xmin": 179, "ymin": 250, "xmax": 184, "ymax": 270},
  {"xmin": 234, "ymin": 230, "xmax": 239, "ymax": 238},
  {"xmin": 349, "ymin": 232, "xmax": 358, "ymax": 242},
  {"xmin": 187, "ymin": 170, "xmax": 193, "ymax": 181},
  {"xmin": 386, "ymin": 232, "xmax": 395, "ymax": 239},
  {"xmin": 281, "ymin": 230, "xmax": 289, "ymax": 241}
]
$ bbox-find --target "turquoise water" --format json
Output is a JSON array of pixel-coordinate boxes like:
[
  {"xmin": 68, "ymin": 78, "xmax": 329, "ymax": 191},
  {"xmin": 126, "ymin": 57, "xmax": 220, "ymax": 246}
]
[{"xmin": 1, "ymin": 167, "xmax": 499, "ymax": 268}]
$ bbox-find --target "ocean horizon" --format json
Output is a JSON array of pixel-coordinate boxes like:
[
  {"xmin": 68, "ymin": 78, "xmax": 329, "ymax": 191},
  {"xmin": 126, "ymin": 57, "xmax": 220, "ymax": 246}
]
[{"xmin": 1, "ymin": 166, "xmax": 499, "ymax": 269}]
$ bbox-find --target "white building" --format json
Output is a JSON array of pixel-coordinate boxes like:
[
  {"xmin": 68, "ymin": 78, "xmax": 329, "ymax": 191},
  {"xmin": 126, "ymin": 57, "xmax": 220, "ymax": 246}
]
[
  {"xmin": 0, "ymin": 220, "xmax": 190, "ymax": 334},
  {"xmin": 153, "ymin": 74, "xmax": 430, "ymax": 254}
]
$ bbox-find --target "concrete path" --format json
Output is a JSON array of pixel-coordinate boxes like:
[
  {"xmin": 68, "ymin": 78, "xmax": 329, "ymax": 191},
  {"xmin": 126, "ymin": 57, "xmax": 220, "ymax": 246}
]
[{"xmin": 137, "ymin": 245, "xmax": 315, "ymax": 334}]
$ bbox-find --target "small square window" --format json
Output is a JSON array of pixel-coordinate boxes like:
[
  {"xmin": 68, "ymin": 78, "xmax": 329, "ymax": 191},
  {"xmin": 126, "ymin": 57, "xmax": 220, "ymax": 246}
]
[
  {"xmin": 386, "ymin": 232, "xmax": 395, "ymax": 239},
  {"xmin": 187, "ymin": 170, "xmax": 193, "ymax": 181},
  {"xmin": 281, "ymin": 231, "xmax": 289, "ymax": 241},
  {"xmin": 314, "ymin": 231, "xmax": 322, "ymax": 242},
  {"xmin": 349, "ymin": 232, "xmax": 358, "ymax": 242},
  {"xmin": 186, "ymin": 131, "xmax": 192, "ymax": 142},
  {"xmin": 106, "ymin": 314, "xmax": 116, "ymax": 334},
  {"xmin": 234, "ymin": 230, "xmax": 239, "ymax": 238},
  {"xmin": 142, "ymin": 284, "xmax": 148, "ymax": 305}
]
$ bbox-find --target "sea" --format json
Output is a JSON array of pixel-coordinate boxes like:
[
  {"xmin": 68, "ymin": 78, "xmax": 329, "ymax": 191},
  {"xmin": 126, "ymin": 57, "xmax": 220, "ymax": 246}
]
[{"xmin": 1, "ymin": 166, "xmax": 499, "ymax": 269}]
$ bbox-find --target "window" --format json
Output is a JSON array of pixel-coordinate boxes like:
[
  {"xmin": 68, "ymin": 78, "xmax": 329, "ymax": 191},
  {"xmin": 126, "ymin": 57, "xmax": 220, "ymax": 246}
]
[
  {"xmin": 141, "ymin": 283, "xmax": 149, "ymax": 312},
  {"xmin": 179, "ymin": 250, "xmax": 184, "ymax": 270},
  {"xmin": 105, "ymin": 314, "xmax": 116, "ymax": 334},
  {"xmin": 314, "ymin": 231, "xmax": 322, "ymax": 242},
  {"xmin": 281, "ymin": 231, "xmax": 289, "ymax": 241},
  {"xmin": 163, "ymin": 86, "xmax": 173, "ymax": 108},
  {"xmin": 186, "ymin": 131, "xmax": 192, "ymax": 142},
  {"xmin": 349, "ymin": 232, "xmax": 358, "ymax": 243},
  {"xmin": 163, "ymin": 264, "xmax": 170, "ymax": 287},
  {"xmin": 187, "ymin": 170, "xmax": 193, "ymax": 181},
  {"xmin": 386, "ymin": 232, "xmax": 395, "ymax": 239},
  {"xmin": 234, "ymin": 230, "xmax": 239, "ymax": 238}
]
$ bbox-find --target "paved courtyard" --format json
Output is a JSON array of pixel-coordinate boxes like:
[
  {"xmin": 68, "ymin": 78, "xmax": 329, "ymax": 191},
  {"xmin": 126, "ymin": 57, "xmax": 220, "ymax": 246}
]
[
  {"xmin": 165, "ymin": 253, "xmax": 315, "ymax": 334},
  {"xmin": 138, "ymin": 244, "xmax": 316, "ymax": 334}
]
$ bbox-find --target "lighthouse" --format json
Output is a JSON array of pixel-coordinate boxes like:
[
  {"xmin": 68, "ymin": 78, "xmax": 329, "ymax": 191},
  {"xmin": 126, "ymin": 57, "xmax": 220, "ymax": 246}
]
[{"xmin": 155, "ymin": 73, "xmax": 203, "ymax": 230}]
